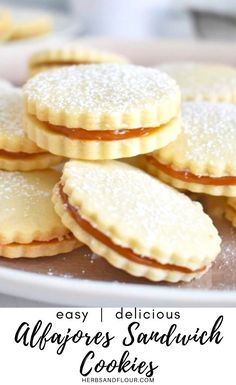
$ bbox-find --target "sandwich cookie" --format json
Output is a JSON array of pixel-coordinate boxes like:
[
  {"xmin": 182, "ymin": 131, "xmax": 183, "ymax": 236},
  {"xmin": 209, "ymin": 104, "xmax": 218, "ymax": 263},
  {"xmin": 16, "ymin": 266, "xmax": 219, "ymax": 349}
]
[
  {"xmin": 0, "ymin": 169, "xmax": 80, "ymax": 258},
  {"xmin": 28, "ymin": 46, "xmax": 129, "ymax": 78},
  {"xmin": 52, "ymin": 160, "xmax": 221, "ymax": 282},
  {"xmin": 23, "ymin": 64, "xmax": 181, "ymax": 160},
  {"xmin": 225, "ymin": 198, "xmax": 236, "ymax": 228},
  {"xmin": 0, "ymin": 87, "xmax": 63, "ymax": 171},
  {"xmin": 158, "ymin": 62, "xmax": 236, "ymax": 102},
  {"xmin": 143, "ymin": 102, "xmax": 236, "ymax": 196},
  {"xmin": 9, "ymin": 9, "xmax": 52, "ymax": 40}
]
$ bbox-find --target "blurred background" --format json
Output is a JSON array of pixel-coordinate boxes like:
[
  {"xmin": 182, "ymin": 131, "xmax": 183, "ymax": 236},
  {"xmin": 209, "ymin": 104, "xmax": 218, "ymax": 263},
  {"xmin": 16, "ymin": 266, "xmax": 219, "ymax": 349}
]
[{"xmin": 3, "ymin": 0, "xmax": 236, "ymax": 40}]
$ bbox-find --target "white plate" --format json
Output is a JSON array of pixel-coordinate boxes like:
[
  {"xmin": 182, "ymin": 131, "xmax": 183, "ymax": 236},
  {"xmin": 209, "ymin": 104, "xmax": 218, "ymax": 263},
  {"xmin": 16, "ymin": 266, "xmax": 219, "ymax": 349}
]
[{"xmin": 0, "ymin": 38, "xmax": 236, "ymax": 306}]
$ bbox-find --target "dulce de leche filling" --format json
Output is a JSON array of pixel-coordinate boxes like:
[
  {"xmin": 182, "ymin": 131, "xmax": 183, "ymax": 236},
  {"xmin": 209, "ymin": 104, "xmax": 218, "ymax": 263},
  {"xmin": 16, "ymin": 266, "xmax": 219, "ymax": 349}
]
[
  {"xmin": 34, "ymin": 61, "xmax": 106, "ymax": 68},
  {"xmin": 3, "ymin": 237, "xmax": 70, "ymax": 248},
  {"xmin": 46, "ymin": 122, "xmax": 162, "ymax": 141},
  {"xmin": 0, "ymin": 149, "xmax": 46, "ymax": 160},
  {"xmin": 146, "ymin": 155, "xmax": 236, "ymax": 186},
  {"xmin": 60, "ymin": 184, "xmax": 205, "ymax": 274}
]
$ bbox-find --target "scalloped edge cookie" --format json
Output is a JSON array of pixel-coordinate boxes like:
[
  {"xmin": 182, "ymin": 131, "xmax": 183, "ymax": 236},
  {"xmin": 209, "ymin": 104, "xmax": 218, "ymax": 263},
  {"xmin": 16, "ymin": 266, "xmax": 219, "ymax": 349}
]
[
  {"xmin": 0, "ymin": 235, "xmax": 80, "ymax": 259},
  {"xmin": 52, "ymin": 160, "xmax": 221, "ymax": 282},
  {"xmin": 9, "ymin": 13, "xmax": 52, "ymax": 40},
  {"xmin": 52, "ymin": 184, "xmax": 207, "ymax": 283},
  {"xmin": 0, "ymin": 170, "xmax": 75, "ymax": 248},
  {"xmin": 158, "ymin": 62, "xmax": 236, "ymax": 102},
  {"xmin": 0, "ymin": 150, "xmax": 63, "ymax": 171},
  {"xmin": 142, "ymin": 159, "xmax": 236, "ymax": 197},
  {"xmin": 24, "ymin": 113, "xmax": 181, "ymax": 160},
  {"xmin": 24, "ymin": 64, "xmax": 181, "ymax": 130},
  {"xmin": 144, "ymin": 101, "xmax": 236, "ymax": 196},
  {"xmin": 153, "ymin": 102, "xmax": 236, "ymax": 177},
  {"xmin": 0, "ymin": 87, "xmax": 62, "ymax": 170},
  {"xmin": 28, "ymin": 46, "xmax": 129, "ymax": 77}
]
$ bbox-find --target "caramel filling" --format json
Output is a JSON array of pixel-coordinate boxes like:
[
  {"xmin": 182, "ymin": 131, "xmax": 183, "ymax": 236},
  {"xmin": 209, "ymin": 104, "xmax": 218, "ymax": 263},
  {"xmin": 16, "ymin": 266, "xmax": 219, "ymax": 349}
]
[
  {"xmin": 3, "ymin": 237, "xmax": 71, "ymax": 248},
  {"xmin": 0, "ymin": 149, "xmax": 46, "ymax": 160},
  {"xmin": 60, "ymin": 184, "xmax": 205, "ymax": 274},
  {"xmin": 146, "ymin": 155, "xmax": 236, "ymax": 186},
  {"xmin": 34, "ymin": 61, "xmax": 104, "ymax": 68},
  {"xmin": 46, "ymin": 121, "xmax": 161, "ymax": 141}
]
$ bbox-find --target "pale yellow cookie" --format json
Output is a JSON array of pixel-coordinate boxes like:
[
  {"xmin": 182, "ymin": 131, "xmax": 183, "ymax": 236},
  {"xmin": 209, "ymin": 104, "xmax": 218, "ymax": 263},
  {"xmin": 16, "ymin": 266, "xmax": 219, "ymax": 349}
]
[
  {"xmin": 0, "ymin": 9, "xmax": 12, "ymax": 41},
  {"xmin": 25, "ymin": 112, "xmax": 181, "ymax": 160},
  {"xmin": 158, "ymin": 62, "xmax": 236, "ymax": 102},
  {"xmin": 28, "ymin": 46, "xmax": 129, "ymax": 77},
  {"xmin": 0, "ymin": 87, "xmax": 63, "ymax": 170},
  {"xmin": 0, "ymin": 169, "xmax": 81, "ymax": 258},
  {"xmin": 143, "ymin": 102, "xmax": 236, "ymax": 196},
  {"xmin": 52, "ymin": 160, "xmax": 221, "ymax": 282},
  {"xmin": 23, "ymin": 64, "xmax": 181, "ymax": 159},
  {"xmin": 9, "ymin": 10, "xmax": 52, "ymax": 40}
]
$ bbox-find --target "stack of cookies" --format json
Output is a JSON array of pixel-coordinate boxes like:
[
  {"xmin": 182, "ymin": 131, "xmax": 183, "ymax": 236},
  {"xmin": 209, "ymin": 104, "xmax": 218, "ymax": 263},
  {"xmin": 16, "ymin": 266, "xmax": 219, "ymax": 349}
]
[
  {"xmin": 0, "ymin": 48, "xmax": 129, "ymax": 262},
  {"xmin": 0, "ymin": 7, "xmax": 52, "ymax": 41},
  {"xmin": 3, "ymin": 50, "xmax": 236, "ymax": 284},
  {"xmin": 142, "ymin": 62, "xmax": 236, "ymax": 239},
  {"xmin": 0, "ymin": 81, "xmax": 80, "ymax": 259},
  {"xmin": 22, "ymin": 58, "xmax": 222, "ymax": 283}
]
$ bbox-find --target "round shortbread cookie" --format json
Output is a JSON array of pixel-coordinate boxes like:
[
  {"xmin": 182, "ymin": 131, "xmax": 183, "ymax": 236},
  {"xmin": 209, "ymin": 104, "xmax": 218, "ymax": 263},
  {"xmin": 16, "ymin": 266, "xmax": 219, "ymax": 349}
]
[
  {"xmin": 52, "ymin": 160, "xmax": 221, "ymax": 282},
  {"xmin": 144, "ymin": 101, "xmax": 236, "ymax": 196},
  {"xmin": 0, "ymin": 87, "xmax": 63, "ymax": 170},
  {"xmin": 158, "ymin": 62, "xmax": 236, "ymax": 102},
  {"xmin": 9, "ymin": 10, "xmax": 52, "ymax": 40},
  {"xmin": 28, "ymin": 46, "xmax": 129, "ymax": 77},
  {"xmin": 0, "ymin": 169, "xmax": 80, "ymax": 258},
  {"xmin": 0, "ymin": 150, "xmax": 64, "ymax": 172},
  {"xmin": 0, "ymin": 235, "xmax": 78, "ymax": 259},
  {"xmin": 24, "ymin": 112, "xmax": 181, "ymax": 160},
  {"xmin": 24, "ymin": 64, "xmax": 181, "ymax": 130}
]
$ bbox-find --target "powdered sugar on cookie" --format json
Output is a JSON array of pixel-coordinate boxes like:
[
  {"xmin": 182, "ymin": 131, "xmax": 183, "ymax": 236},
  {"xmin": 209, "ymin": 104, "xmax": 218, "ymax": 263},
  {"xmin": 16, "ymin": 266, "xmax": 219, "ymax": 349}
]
[{"xmin": 155, "ymin": 101, "xmax": 236, "ymax": 177}]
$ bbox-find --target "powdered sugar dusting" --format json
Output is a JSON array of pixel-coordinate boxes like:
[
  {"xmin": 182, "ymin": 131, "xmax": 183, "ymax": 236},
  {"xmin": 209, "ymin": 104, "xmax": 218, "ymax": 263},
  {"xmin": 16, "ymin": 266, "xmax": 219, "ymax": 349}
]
[
  {"xmin": 0, "ymin": 171, "xmax": 50, "ymax": 199},
  {"xmin": 64, "ymin": 160, "xmax": 220, "ymax": 263},
  {"xmin": 0, "ymin": 88, "xmax": 25, "ymax": 138},
  {"xmin": 157, "ymin": 101, "xmax": 236, "ymax": 172},
  {"xmin": 24, "ymin": 64, "xmax": 179, "ymax": 113},
  {"xmin": 158, "ymin": 62, "xmax": 236, "ymax": 99},
  {"xmin": 0, "ymin": 170, "xmax": 64, "ymax": 240}
]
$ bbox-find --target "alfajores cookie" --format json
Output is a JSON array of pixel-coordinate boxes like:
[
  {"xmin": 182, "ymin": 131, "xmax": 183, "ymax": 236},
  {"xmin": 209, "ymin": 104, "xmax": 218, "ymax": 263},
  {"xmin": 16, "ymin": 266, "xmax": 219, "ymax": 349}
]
[
  {"xmin": 52, "ymin": 160, "xmax": 221, "ymax": 282},
  {"xmin": 0, "ymin": 87, "xmax": 63, "ymax": 171},
  {"xmin": 158, "ymin": 62, "xmax": 236, "ymax": 102},
  {"xmin": 28, "ymin": 46, "xmax": 129, "ymax": 77},
  {"xmin": 9, "ymin": 9, "xmax": 52, "ymax": 40},
  {"xmin": 23, "ymin": 64, "xmax": 181, "ymax": 160},
  {"xmin": 0, "ymin": 169, "xmax": 81, "ymax": 258},
  {"xmin": 143, "ymin": 101, "xmax": 236, "ymax": 196}
]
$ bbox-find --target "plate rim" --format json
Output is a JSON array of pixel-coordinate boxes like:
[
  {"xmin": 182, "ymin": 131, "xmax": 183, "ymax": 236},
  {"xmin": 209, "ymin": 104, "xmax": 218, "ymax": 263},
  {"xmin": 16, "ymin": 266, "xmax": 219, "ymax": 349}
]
[{"xmin": 0, "ymin": 265, "xmax": 235, "ymax": 306}]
